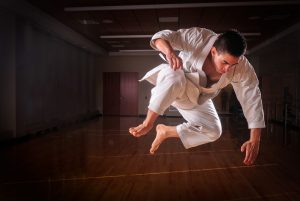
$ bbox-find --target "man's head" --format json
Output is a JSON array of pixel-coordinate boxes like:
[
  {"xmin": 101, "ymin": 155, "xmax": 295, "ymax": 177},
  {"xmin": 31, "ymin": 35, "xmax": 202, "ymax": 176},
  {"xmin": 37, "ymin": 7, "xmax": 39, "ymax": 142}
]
[
  {"xmin": 211, "ymin": 29, "xmax": 247, "ymax": 74},
  {"xmin": 214, "ymin": 29, "xmax": 247, "ymax": 57}
]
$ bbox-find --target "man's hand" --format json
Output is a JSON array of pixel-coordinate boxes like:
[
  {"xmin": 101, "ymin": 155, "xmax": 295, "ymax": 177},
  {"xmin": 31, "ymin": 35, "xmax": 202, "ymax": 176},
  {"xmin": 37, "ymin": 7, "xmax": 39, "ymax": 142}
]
[
  {"xmin": 241, "ymin": 128, "xmax": 261, "ymax": 165},
  {"xmin": 154, "ymin": 38, "xmax": 182, "ymax": 71},
  {"xmin": 241, "ymin": 139, "xmax": 260, "ymax": 165},
  {"xmin": 166, "ymin": 52, "xmax": 183, "ymax": 71}
]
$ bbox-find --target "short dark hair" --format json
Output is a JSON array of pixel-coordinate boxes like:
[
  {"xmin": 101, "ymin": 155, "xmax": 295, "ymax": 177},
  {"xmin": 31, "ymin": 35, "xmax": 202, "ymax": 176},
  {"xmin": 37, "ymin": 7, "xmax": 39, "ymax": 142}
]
[{"xmin": 213, "ymin": 29, "xmax": 247, "ymax": 57}]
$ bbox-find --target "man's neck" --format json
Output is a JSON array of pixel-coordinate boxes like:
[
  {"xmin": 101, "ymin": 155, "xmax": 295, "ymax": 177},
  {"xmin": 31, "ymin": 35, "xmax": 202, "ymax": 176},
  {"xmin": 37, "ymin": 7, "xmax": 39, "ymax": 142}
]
[{"xmin": 202, "ymin": 54, "xmax": 221, "ymax": 82}]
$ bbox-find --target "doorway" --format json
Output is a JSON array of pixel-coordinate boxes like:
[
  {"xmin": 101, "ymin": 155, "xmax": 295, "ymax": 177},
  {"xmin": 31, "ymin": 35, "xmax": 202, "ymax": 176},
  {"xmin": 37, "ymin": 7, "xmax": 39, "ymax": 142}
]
[{"xmin": 103, "ymin": 72, "xmax": 138, "ymax": 116}]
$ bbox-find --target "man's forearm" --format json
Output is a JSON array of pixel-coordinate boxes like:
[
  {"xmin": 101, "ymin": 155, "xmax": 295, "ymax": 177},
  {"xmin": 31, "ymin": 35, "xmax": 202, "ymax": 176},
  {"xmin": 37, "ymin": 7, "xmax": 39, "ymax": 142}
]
[
  {"xmin": 154, "ymin": 38, "xmax": 182, "ymax": 70},
  {"xmin": 154, "ymin": 38, "xmax": 174, "ymax": 56},
  {"xmin": 250, "ymin": 128, "xmax": 261, "ymax": 142}
]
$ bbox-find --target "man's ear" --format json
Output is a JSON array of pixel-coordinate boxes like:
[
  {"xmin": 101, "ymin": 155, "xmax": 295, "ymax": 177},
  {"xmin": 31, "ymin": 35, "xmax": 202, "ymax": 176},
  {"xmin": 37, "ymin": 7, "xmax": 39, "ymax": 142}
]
[{"xmin": 211, "ymin": 47, "xmax": 217, "ymax": 56}]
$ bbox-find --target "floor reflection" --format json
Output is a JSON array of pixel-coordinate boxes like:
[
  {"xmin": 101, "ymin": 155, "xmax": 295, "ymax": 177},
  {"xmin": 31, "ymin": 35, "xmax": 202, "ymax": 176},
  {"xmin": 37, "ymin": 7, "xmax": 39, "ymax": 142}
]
[{"xmin": 1, "ymin": 116, "xmax": 300, "ymax": 201}]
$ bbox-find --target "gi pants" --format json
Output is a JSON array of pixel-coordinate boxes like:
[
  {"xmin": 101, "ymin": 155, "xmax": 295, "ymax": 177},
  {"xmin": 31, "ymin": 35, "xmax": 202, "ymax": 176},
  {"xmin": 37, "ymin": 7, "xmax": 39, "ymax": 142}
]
[{"xmin": 147, "ymin": 67, "xmax": 222, "ymax": 149}]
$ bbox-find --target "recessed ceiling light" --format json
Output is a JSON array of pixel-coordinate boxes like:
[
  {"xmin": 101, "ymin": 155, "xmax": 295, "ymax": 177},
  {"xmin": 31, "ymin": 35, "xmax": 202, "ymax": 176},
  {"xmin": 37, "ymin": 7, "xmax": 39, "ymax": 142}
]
[
  {"xmin": 79, "ymin": 19, "xmax": 99, "ymax": 25},
  {"xmin": 159, "ymin": 17, "xmax": 178, "ymax": 23}
]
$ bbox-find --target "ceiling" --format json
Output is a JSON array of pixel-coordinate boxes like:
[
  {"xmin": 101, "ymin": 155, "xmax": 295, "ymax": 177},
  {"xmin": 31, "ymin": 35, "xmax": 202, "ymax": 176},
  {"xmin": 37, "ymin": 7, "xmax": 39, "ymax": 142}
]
[{"xmin": 26, "ymin": 0, "xmax": 300, "ymax": 54}]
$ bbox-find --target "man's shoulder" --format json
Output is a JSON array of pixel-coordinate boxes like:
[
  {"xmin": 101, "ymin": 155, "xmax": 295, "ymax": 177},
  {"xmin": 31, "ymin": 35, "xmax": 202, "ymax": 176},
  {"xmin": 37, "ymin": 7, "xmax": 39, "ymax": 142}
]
[
  {"xmin": 177, "ymin": 27, "xmax": 217, "ymax": 43},
  {"xmin": 183, "ymin": 27, "xmax": 216, "ymax": 35},
  {"xmin": 238, "ymin": 56, "xmax": 252, "ymax": 68}
]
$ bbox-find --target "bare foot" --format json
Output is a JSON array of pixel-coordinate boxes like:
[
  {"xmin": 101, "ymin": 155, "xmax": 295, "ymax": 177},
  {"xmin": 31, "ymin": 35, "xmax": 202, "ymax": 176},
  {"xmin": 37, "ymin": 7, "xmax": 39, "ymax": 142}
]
[
  {"xmin": 150, "ymin": 124, "xmax": 178, "ymax": 154},
  {"xmin": 129, "ymin": 123, "xmax": 153, "ymax": 137}
]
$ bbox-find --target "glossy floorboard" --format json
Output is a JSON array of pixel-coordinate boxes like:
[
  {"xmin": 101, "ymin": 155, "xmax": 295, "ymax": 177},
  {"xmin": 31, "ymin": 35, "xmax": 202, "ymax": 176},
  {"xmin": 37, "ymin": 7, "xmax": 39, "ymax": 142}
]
[{"xmin": 1, "ymin": 116, "xmax": 300, "ymax": 201}]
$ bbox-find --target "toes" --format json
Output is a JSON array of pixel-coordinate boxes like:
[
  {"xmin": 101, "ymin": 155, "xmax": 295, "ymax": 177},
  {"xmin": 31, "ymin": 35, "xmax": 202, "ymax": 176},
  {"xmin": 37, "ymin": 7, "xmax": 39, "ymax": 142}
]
[
  {"xmin": 128, "ymin": 128, "xmax": 135, "ymax": 135},
  {"xmin": 131, "ymin": 124, "xmax": 144, "ymax": 133},
  {"xmin": 129, "ymin": 124, "xmax": 152, "ymax": 137},
  {"xmin": 150, "ymin": 145, "xmax": 155, "ymax": 154},
  {"xmin": 129, "ymin": 126, "xmax": 142, "ymax": 137},
  {"xmin": 150, "ymin": 137, "xmax": 161, "ymax": 154},
  {"xmin": 149, "ymin": 145, "xmax": 158, "ymax": 154},
  {"xmin": 131, "ymin": 131, "xmax": 139, "ymax": 137}
]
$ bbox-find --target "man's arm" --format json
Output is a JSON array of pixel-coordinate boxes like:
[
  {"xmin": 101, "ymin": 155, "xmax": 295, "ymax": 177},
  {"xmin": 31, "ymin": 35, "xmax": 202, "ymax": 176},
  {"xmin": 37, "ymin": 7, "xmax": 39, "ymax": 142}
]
[
  {"xmin": 154, "ymin": 38, "xmax": 182, "ymax": 70},
  {"xmin": 241, "ymin": 128, "xmax": 261, "ymax": 165},
  {"xmin": 230, "ymin": 57, "xmax": 265, "ymax": 165},
  {"xmin": 151, "ymin": 28, "xmax": 211, "ymax": 70}
]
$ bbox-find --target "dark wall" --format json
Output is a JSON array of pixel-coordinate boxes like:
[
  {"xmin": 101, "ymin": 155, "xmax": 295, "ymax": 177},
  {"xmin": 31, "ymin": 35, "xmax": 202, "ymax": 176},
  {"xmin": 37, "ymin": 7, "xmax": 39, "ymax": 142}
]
[
  {"xmin": 248, "ymin": 24, "xmax": 300, "ymax": 129},
  {"xmin": 0, "ymin": 10, "xmax": 102, "ymax": 140},
  {"xmin": 0, "ymin": 10, "xmax": 16, "ymax": 139}
]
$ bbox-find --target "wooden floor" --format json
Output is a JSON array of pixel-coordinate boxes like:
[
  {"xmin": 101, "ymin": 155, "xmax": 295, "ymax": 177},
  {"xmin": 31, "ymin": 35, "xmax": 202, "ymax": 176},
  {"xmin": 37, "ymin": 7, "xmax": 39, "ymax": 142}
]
[{"xmin": 1, "ymin": 116, "xmax": 300, "ymax": 201}]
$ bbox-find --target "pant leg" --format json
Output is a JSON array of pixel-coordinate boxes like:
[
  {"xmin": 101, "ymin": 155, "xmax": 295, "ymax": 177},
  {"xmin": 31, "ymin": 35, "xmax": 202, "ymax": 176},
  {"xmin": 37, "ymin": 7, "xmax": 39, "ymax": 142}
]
[
  {"xmin": 148, "ymin": 68, "xmax": 186, "ymax": 115},
  {"xmin": 176, "ymin": 99, "xmax": 222, "ymax": 149}
]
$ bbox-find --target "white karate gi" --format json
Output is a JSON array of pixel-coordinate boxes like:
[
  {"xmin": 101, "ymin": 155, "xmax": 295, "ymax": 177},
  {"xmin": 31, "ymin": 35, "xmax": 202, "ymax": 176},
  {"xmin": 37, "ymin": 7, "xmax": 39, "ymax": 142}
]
[{"xmin": 140, "ymin": 27, "xmax": 265, "ymax": 149}]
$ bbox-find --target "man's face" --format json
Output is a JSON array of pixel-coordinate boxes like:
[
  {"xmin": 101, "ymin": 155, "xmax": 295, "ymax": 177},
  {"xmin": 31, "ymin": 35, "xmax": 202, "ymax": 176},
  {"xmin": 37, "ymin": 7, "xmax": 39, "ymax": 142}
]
[{"xmin": 211, "ymin": 47, "xmax": 240, "ymax": 74}]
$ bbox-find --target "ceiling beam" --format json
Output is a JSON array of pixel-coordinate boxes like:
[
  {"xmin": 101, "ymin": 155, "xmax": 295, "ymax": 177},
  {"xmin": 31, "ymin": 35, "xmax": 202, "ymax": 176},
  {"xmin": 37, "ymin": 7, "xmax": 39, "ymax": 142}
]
[
  {"xmin": 99, "ymin": 33, "xmax": 261, "ymax": 39},
  {"xmin": 100, "ymin": 35, "xmax": 152, "ymax": 39},
  {"xmin": 65, "ymin": 1, "xmax": 300, "ymax": 12}
]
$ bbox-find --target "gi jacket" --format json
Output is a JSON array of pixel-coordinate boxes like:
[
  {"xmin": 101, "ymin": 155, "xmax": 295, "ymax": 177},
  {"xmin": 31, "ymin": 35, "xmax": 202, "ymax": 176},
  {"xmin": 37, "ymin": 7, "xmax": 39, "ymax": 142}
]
[{"xmin": 141, "ymin": 27, "xmax": 265, "ymax": 129}]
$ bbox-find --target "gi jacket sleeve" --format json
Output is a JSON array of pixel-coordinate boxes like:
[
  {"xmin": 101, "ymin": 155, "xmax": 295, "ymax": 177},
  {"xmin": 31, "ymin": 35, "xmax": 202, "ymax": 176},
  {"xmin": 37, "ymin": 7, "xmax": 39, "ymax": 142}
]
[
  {"xmin": 150, "ymin": 27, "xmax": 214, "ymax": 52},
  {"xmin": 231, "ymin": 57, "xmax": 266, "ymax": 129}
]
